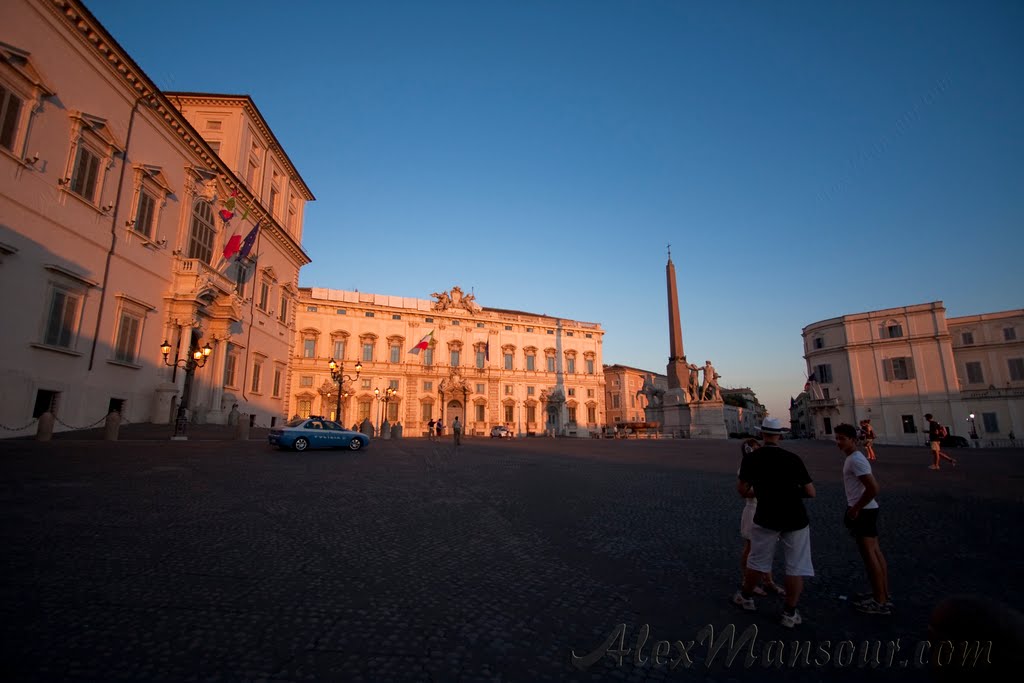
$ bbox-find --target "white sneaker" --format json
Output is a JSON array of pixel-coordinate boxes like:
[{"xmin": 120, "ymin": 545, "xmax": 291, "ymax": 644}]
[
  {"xmin": 732, "ymin": 591, "xmax": 756, "ymax": 612},
  {"xmin": 780, "ymin": 609, "xmax": 802, "ymax": 628}
]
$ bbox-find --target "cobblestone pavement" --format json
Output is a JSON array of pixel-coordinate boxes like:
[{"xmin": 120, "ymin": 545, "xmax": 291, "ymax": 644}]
[{"xmin": 1, "ymin": 435, "xmax": 1021, "ymax": 682}]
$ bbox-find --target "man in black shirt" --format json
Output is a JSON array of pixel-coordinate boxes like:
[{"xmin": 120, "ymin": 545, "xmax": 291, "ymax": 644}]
[{"xmin": 734, "ymin": 417, "xmax": 816, "ymax": 628}]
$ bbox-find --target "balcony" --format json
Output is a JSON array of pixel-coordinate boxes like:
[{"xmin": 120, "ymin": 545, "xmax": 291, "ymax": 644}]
[
  {"xmin": 172, "ymin": 258, "xmax": 235, "ymax": 298},
  {"xmin": 961, "ymin": 387, "xmax": 1024, "ymax": 399},
  {"xmin": 808, "ymin": 397, "xmax": 840, "ymax": 410}
]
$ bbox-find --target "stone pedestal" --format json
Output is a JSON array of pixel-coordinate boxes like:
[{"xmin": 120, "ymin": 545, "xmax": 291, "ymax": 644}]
[
  {"xmin": 152, "ymin": 383, "xmax": 178, "ymax": 424},
  {"xmin": 657, "ymin": 389, "xmax": 691, "ymax": 437},
  {"xmin": 688, "ymin": 400, "xmax": 729, "ymax": 439}
]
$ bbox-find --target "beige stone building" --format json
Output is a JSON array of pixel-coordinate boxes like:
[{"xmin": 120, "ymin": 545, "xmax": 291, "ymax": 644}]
[
  {"xmin": 801, "ymin": 302, "xmax": 1023, "ymax": 445},
  {"xmin": 0, "ymin": 0, "xmax": 312, "ymax": 436},
  {"xmin": 291, "ymin": 287, "xmax": 606, "ymax": 437},
  {"xmin": 603, "ymin": 364, "xmax": 665, "ymax": 425}
]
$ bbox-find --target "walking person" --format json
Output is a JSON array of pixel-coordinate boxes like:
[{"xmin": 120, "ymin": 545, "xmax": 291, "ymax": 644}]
[
  {"xmin": 427, "ymin": 418, "xmax": 435, "ymax": 441},
  {"xmin": 834, "ymin": 423, "xmax": 891, "ymax": 615},
  {"xmin": 859, "ymin": 419, "xmax": 877, "ymax": 461},
  {"xmin": 736, "ymin": 438, "xmax": 785, "ymax": 597},
  {"xmin": 452, "ymin": 416, "xmax": 462, "ymax": 447},
  {"xmin": 435, "ymin": 419, "xmax": 443, "ymax": 440},
  {"xmin": 733, "ymin": 417, "xmax": 816, "ymax": 628},
  {"xmin": 925, "ymin": 414, "xmax": 957, "ymax": 470}
]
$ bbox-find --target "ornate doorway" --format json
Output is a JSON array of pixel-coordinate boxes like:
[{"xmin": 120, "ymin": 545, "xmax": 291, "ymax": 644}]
[{"xmin": 447, "ymin": 399, "xmax": 464, "ymax": 425}]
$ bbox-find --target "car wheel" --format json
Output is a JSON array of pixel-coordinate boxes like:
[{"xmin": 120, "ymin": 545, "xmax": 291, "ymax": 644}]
[
  {"xmin": 349, "ymin": 438, "xmax": 363, "ymax": 451},
  {"xmin": 294, "ymin": 437, "xmax": 309, "ymax": 452}
]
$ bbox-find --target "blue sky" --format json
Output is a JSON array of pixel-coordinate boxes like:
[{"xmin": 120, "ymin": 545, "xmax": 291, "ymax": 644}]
[{"xmin": 89, "ymin": 0, "xmax": 1023, "ymax": 419}]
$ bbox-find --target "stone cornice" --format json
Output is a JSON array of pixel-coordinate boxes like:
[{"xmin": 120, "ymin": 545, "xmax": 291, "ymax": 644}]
[{"xmin": 41, "ymin": 0, "xmax": 312, "ymax": 269}]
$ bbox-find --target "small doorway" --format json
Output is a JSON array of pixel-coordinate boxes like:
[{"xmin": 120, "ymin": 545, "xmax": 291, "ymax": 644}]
[
  {"xmin": 108, "ymin": 398, "xmax": 125, "ymax": 415},
  {"xmin": 33, "ymin": 389, "xmax": 58, "ymax": 418},
  {"xmin": 447, "ymin": 399, "xmax": 464, "ymax": 426}
]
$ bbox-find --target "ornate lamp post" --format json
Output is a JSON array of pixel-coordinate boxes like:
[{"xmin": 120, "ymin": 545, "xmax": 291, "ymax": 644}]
[
  {"xmin": 328, "ymin": 359, "xmax": 361, "ymax": 424},
  {"xmin": 161, "ymin": 338, "xmax": 212, "ymax": 440},
  {"xmin": 378, "ymin": 387, "xmax": 397, "ymax": 433},
  {"xmin": 968, "ymin": 413, "xmax": 978, "ymax": 440}
]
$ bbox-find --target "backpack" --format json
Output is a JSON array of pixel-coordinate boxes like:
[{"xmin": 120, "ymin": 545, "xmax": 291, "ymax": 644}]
[{"xmin": 935, "ymin": 424, "xmax": 948, "ymax": 439}]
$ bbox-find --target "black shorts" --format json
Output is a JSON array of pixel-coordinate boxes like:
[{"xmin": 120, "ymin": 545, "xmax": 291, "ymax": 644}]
[{"xmin": 844, "ymin": 507, "xmax": 880, "ymax": 538}]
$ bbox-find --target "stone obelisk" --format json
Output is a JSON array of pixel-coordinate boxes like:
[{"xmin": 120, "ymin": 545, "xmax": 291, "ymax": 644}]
[{"xmin": 665, "ymin": 250, "xmax": 687, "ymax": 389}]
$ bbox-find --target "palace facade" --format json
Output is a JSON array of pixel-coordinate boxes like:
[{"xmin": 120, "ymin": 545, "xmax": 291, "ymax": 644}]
[
  {"xmin": 799, "ymin": 302, "xmax": 1023, "ymax": 445},
  {"xmin": 0, "ymin": 0, "xmax": 312, "ymax": 435},
  {"xmin": 291, "ymin": 287, "xmax": 606, "ymax": 437}
]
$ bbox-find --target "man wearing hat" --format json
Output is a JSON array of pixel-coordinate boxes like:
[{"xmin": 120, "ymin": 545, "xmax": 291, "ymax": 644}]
[{"xmin": 734, "ymin": 416, "xmax": 816, "ymax": 628}]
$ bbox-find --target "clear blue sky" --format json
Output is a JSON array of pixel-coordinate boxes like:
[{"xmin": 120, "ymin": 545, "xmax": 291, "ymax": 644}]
[{"xmin": 89, "ymin": 0, "xmax": 1023, "ymax": 420}]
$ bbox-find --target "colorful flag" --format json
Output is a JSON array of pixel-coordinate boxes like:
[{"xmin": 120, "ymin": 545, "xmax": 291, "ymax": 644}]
[
  {"xmin": 408, "ymin": 330, "xmax": 434, "ymax": 354},
  {"xmin": 236, "ymin": 222, "xmax": 260, "ymax": 260},
  {"xmin": 803, "ymin": 372, "xmax": 817, "ymax": 391},
  {"xmin": 223, "ymin": 228, "xmax": 242, "ymax": 259}
]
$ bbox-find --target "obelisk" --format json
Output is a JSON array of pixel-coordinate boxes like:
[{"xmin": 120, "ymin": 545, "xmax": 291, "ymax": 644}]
[{"xmin": 665, "ymin": 247, "xmax": 687, "ymax": 389}]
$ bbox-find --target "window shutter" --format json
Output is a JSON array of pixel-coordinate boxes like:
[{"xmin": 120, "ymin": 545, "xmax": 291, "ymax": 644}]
[
  {"xmin": 905, "ymin": 357, "xmax": 916, "ymax": 380},
  {"xmin": 882, "ymin": 359, "xmax": 892, "ymax": 381}
]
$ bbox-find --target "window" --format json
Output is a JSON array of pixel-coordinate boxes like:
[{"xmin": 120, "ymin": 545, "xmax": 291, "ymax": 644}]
[
  {"xmin": 813, "ymin": 337, "xmax": 824, "ymax": 349},
  {"xmin": 527, "ymin": 386, "xmax": 534, "ymax": 396},
  {"xmin": 588, "ymin": 406, "xmax": 596, "ymax": 423},
  {"xmin": 187, "ymin": 201, "xmax": 216, "ymax": 263},
  {"xmin": 258, "ymin": 280, "xmax": 270, "ymax": 311},
  {"xmin": 387, "ymin": 402, "xmax": 398, "ymax": 422},
  {"xmin": 251, "ymin": 358, "xmax": 263, "ymax": 393},
  {"xmin": 278, "ymin": 294, "xmax": 288, "ymax": 322},
  {"xmin": 585, "ymin": 333, "xmax": 592, "ymax": 339},
  {"xmin": 425, "ymin": 317, "xmax": 434, "ymax": 323},
  {"xmin": 423, "ymin": 347, "xmax": 433, "ymax": 366},
  {"xmin": 612, "ymin": 394, "xmax": 620, "ymax": 408},
  {"xmin": 361, "ymin": 379, "xmax": 372, "ymax": 389},
  {"xmin": 389, "ymin": 379, "xmax": 399, "ymax": 391},
  {"xmin": 901, "ymin": 415, "xmax": 916, "ymax": 434},
  {"xmin": 299, "ymin": 375, "xmax": 313, "ymax": 387},
  {"xmin": 1009, "ymin": 358, "xmax": 1024, "ymax": 382},
  {"xmin": 297, "ymin": 399, "xmax": 312, "ymax": 419},
  {"xmin": 133, "ymin": 189, "xmax": 157, "ymax": 239},
  {"xmin": 476, "ymin": 383, "xmax": 485, "ymax": 394},
  {"xmin": 393, "ymin": 315, "xmax": 402, "ymax": 320},
  {"xmin": 111, "ymin": 297, "xmax": 151, "ymax": 364},
  {"xmin": 567, "ymin": 358, "xmax": 576, "ymax": 374},
  {"xmin": 303, "ymin": 339, "xmax": 316, "ymax": 358},
  {"xmin": 813, "ymin": 364, "xmax": 833, "ymax": 383},
  {"xmin": 336, "ymin": 308, "xmax": 346, "ymax": 315},
  {"xmin": 306, "ymin": 306, "xmax": 318, "ymax": 312},
  {"xmin": 568, "ymin": 388, "xmax": 576, "ymax": 397},
  {"xmin": 476, "ymin": 350, "xmax": 485, "ymax": 369},
  {"xmin": 43, "ymin": 285, "xmax": 83, "ymax": 349},
  {"xmin": 70, "ymin": 145, "xmax": 100, "ymax": 201},
  {"xmin": 422, "ymin": 403, "xmax": 434, "ymax": 421},
  {"xmin": 358, "ymin": 400, "xmax": 371, "ymax": 421},
  {"xmin": 546, "ymin": 357, "xmax": 556, "ymax": 372},
  {"xmin": 586, "ymin": 359, "xmax": 594, "ymax": 374},
  {"xmin": 287, "ymin": 194, "xmax": 297, "ymax": 232},
  {"xmin": 390, "ymin": 344, "xmax": 400, "ymax": 363},
  {"xmin": 822, "ymin": 417, "xmax": 832, "ymax": 435},
  {"xmin": 962, "ymin": 332, "xmax": 974, "ymax": 345},
  {"xmin": 1005, "ymin": 328, "xmax": 1017, "ymax": 341},
  {"xmin": 883, "ymin": 357, "xmax": 915, "ymax": 381},
  {"xmin": 451, "ymin": 350, "xmax": 460, "ymax": 367},
  {"xmin": 965, "ymin": 362, "xmax": 984, "ymax": 384},
  {"xmin": 333, "ymin": 340, "xmax": 345, "ymax": 360},
  {"xmin": 224, "ymin": 348, "xmax": 238, "ymax": 387},
  {"xmin": 526, "ymin": 355, "xmax": 535, "ymax": 371},
  {"xmin": 547, "ymin": 329, "xmax": 554, "ymax": 335},
  {"xmin": 0, "ymin": 83, "xmax": 24, "ymax": 152},
  {"xmin": 568, "ymin": 407, "xmax": 577, "ymax": 424},
  {"xmin": 424, "ymin": 381, "xmax": 433, "ymax": 392},
  {"xmin": 883, "ymin": 323, "xmax": 903, "ymax": 339},
  {"xmin": 365, "ymin": 312, "xmax": 374, "ymax": 318},
  {"xmin": 527, "ymin": 406, "xmax": 536, "ymax": 423},
  {"xmin": 982, "ymin": 413, "xmax": 999, "ymax": 433},
  {"xmin": 505, "ymin": 405, "xmax": 514, "ymax": 422},
  {"xmin": 504, "ymin": 325, "xmax": 513, "ymax": 331},
  {"xmin": 362, "ymin": 343, "xmax": 373, "ymax": 362},
  {"xmin": 269, "ymin": 185, "xmax": 279, "ymax": 217},
  {"xmin": 587, "ymin": 389, "xmax": 594, "ymax": 398},
  {"xmin": 526, "ymin": 327, "xmax": 534, "ymax": 333},
  {"xmin": 504, "ymin": 353, "xmax": 513, "ymax": 370},
  {"xmin": 476, "ymin": 322, "xmax": 484, "ymax": 328},
  {"xmin": 505, "ymin": 385, "xmax": 513, "ymax": 395},
  {"xmin": 452, "ymin": 320, "xmax": 460, "ymax": 326},
  {"xmin": 272, "ymin": 368, "xmax": 282, "ymax": 397},
  {"xmin": 567, "ymin": 332, "xmax": 574, "ymax": 337}
]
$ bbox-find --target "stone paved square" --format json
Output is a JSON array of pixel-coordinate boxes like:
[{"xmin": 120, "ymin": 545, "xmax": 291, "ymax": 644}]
[{"xmin": 1, "ymin": 434, "xmax": 1021, "ymax": 682}]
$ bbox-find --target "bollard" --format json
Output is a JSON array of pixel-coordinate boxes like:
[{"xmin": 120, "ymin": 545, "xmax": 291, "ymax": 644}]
[
  {"xmin": 36, "ymin": 411, "xmax": 54, "ymax": 441},
  {"xmin": 381, "ymin": 420, "xmax": 391, "ymax": 440},
  {"xmin": 104, "ymin": 411, "xmax": 121, "ymax": 441},
  {"xmin": 393, "ymin": 422, "xmax": 403, "ymax": 439},
  {"xmin": 234, "ymin": 414, "xmax": 250, "ymax": 440}
]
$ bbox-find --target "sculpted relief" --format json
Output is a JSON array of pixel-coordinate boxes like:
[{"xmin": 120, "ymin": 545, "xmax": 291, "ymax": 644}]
[{"xmin": 431, "ymin": 286, "xmax": 481, "ymax": 314}]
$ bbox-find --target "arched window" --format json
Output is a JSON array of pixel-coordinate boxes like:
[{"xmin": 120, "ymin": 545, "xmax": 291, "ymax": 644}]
[{"xmin": 187, "ymin": 201, "xmax": 216, "ymax": 263}]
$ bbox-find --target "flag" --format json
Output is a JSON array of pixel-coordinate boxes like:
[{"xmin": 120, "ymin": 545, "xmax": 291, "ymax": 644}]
[
  {"xmin": 236, "ymin": 222, "xmax": 260, "ymax": 260},
  {"xmin": 803, "ymin": 372, "xmax": 817, "ymax": 392},
  {"xmin": 223, "ymin": 228, "xmax": 242, "ymax": 259},
  {"xmin": 408, "ymin": 330, "xmax": 433, "ymax": 354}
]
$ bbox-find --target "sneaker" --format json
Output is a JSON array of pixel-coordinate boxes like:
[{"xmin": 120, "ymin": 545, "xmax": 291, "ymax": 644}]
[
  {"xmin": 780, "ymin": 609, "xmax": 802, "ymax": 628},
  {"xmin": 855, "ymin": 599, "xmax": 893, "ymax": 615},
  {"xmin": 928, "ymin": 465, "xmax": 940, "ymax": 470},
  {"xmin": 732, "ymin": 591, "xmax": 756, "ymax": 612},
  {"xmin": 853, "ymin": 593, "xmax": 894, "ymax": 609}
]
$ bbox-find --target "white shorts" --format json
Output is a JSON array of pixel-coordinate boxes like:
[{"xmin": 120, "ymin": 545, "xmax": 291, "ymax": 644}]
[
  {"xmin": 740, "ymin": 503, "xmax": 756, "ymax": 540},
  {"xmin": 746, "ymin": 524, "xmax": 815, "ymax": 577}
]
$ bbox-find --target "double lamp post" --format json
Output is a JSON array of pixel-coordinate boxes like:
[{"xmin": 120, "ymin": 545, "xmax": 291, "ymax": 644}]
[
  {"xmin": 161, "ymin": 338, "xmax": 213, "ymax": 439},
  {"xmin": 328, "ymin": 358, "xmax": 361, "ymax": 425}
]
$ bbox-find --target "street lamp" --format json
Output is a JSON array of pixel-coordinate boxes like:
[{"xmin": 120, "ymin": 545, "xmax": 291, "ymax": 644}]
[
  {"xmin": 968, "ymin": 413, "xmax": 978, "ymax": 440},
  {"xmin": 328, "ymin": 359, "xmax": 361, "ymax": 424},
  {"xmin": 379, "ymin": 387, "xmax": 397, "ymax": 434},
  {"xmin": 161, "ymin": 337, "xmax": 213, "ymax": 440}
]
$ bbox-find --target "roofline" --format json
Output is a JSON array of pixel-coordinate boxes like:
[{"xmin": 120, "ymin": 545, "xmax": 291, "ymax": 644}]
[
  {"xmin": 164, "ymin": 92, "xmax": 315, "ymax": 201},
  {"xmin": 802, "ymin": 301, "xmax": 946, "ymax": 333}
]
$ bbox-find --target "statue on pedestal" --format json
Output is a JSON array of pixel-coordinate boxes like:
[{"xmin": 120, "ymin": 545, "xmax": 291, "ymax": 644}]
[{"xmin": 701, "ymin": 360, "xmax": 721, "ymax": 402}]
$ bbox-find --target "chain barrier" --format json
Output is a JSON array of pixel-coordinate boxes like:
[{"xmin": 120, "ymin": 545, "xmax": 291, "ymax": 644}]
[
  {"xmin": 54, "ymin": 414, "xmax": 109, "ymax": 431},
  {"xmin": 0, "ymin": 418, "xmax": 39, "ymax": 432}
]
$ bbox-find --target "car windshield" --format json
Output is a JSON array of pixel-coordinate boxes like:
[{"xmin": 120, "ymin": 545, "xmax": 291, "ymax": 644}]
[
  {"xmin": 323, "ymin": 421, "xmax": 344, "ymax": 430},
  {"xmin": 285, "ymin": 418, "xmax": 307, "ymax": 428}
]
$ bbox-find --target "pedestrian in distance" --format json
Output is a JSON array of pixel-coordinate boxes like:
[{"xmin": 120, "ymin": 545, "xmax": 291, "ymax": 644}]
[
  {"xmin": 427, "ymin": 419, "xmax": 435, "ymax": 441},
  {"xmin": 834, "ymin": 423, "xmax": 892, "ymax": 615},
  {"xmin": 436, "ymin": 420, "xmax": 443, "ymax": 439},
  {"xmin": 452, "ymin": 416, "xmax": 462, "ymax": 447},
  {"xmin": 859, "ymin": 419, "xmax": 877, "ymax": 461},
  {"xmin": 733, "ymin": 417, "xmax": 816, "ymax": 628},
  {"xmin": 925, "ymin": 413, "xmax": 957, "ymax": 470},
  {"xmin": 736, "ymin": 438, "xmax": 786, "ymax": 598}
]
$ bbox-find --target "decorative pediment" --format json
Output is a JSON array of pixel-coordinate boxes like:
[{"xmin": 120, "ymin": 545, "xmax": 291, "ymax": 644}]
[
  {"xmin": 0, "ymin": 41, "xmax": 56, "ymax": 97},
  {"xmin": 69, "ymin": 110, "xmax": 123, "ymax": 155},
  {"xmin": 133, "ymin": 164, "xmax": 175, "ymax": 196},
  {"xmin": 260, "ymin": 266, "xmax": 278, "ymax": 283}
]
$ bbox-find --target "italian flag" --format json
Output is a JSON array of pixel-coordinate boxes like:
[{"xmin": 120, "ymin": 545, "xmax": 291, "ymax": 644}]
[{"xmin": 408, "ymin": 330, "xmax": 433, "ymax": 354}]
